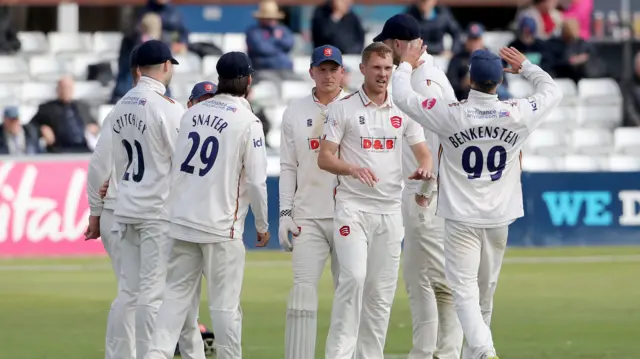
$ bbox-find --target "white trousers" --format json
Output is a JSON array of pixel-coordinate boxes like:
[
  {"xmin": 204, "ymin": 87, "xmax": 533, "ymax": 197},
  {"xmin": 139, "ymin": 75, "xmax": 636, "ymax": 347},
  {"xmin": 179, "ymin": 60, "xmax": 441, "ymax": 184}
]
[
  {"xmin": 443, "ymin": 220, "xmax": 508, "ymax": 359},
  {"xmin": 101, "ymin": 209, "xmax": 133, "ymax": 359},
  {"xmin": 325, "ymin": 206, "xmax": 404, "ymax": 359},
  {"xmin": 402, "ymin": 194, "xmax": 463, "ymax": 359},
  {"xmin": 285, "ymin": 218, "xmax": 338, "ymax": 359},
  {"xmin": 144, "ymin": 238, "xmax": 246, "ymax": 359}
]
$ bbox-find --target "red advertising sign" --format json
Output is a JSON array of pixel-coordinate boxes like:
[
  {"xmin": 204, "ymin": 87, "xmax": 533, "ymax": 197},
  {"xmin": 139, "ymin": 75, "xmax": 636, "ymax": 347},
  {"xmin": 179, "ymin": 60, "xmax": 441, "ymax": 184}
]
[{"xmin": 0, "ymin": 159, "xmax": 105, "ymax": 257}]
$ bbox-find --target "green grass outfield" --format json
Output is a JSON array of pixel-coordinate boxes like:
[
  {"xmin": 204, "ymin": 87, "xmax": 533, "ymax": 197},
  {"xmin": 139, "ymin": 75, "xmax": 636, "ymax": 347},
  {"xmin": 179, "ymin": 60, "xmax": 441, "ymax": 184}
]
[{"xmin": 1, "ymin": 246, "xmax": 639, "ymax": 359}]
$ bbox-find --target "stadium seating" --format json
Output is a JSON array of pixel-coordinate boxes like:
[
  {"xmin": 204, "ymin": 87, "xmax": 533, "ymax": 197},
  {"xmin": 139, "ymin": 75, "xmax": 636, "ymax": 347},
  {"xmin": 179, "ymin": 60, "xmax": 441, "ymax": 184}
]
[{"xmin": 2, "ymin": 30, "xmax": 633, "ymax": 172}]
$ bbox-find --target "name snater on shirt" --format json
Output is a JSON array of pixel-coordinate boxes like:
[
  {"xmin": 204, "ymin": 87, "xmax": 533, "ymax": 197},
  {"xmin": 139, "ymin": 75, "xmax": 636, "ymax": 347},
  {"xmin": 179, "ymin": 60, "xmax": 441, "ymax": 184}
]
[
  {"xmin": 191, "ymin": 114, "xmax": 228, "ymax": 134},
  {"xmin": 449, "ymin": 126, "xmax": 520, "ymax": 148},
  {"xmin": 112, "ymin": 113, "xmax": 147, "ymax": 134}
]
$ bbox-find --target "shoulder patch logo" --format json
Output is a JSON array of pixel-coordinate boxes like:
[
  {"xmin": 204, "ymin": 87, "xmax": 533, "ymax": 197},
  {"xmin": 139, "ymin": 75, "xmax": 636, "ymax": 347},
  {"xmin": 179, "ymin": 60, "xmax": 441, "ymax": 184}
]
[{"xmin": 421, "ymin": 98, "xmax": 437, "ymax": 110}]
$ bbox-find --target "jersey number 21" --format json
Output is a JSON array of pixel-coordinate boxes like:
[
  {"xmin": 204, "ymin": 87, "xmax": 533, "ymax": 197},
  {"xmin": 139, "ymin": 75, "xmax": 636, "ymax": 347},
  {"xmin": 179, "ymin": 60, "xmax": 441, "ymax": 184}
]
[
  {"xmin": 462, "ymin": 145, "xmax": 506, "ymax": 181},
  {"xmin": 180, "ymin": 131, "xmax": 220, "ymax": 177}
]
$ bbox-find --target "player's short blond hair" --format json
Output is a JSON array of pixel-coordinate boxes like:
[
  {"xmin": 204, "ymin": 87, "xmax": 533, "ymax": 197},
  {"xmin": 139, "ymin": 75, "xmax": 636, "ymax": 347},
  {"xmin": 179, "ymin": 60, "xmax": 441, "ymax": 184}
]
[{"xmin": 361, "ymin": 42, "xmax": 393, "ymax": 64}]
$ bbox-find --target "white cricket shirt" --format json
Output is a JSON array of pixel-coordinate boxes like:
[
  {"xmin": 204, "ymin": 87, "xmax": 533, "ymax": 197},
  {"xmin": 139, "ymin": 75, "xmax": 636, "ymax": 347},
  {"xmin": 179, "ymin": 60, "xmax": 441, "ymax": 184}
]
[
  {"xmin": 87, "ymin": 113, "xmax": 118, "ymax": 216},
  {"xmin": 401, "ymin": 51, "xmax": 458, "ymax": 195},
  {"xmin": 323, "ymin": 86, "xmax": 426, "ymax": 214},
  {"xmin": 279, "ymin": 89, "xmax": 344, "ymax": 219},
  {"xmin": 392, "ymin": 60, "xmax": 563, "ymax": 227},
  {"xmin": 108, "ymin": 76, "xmax": 184, "ymax": 223},
  {"xmin": 169, "ymin": 94, "xmax": 269, "ymax": 243}
]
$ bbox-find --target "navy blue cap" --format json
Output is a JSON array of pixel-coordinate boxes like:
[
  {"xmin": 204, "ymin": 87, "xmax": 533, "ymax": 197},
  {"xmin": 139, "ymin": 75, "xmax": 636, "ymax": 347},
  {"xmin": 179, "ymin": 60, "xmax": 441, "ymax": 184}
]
[
  {"xmin": 130, "ymin": 45, "xmax": 140, "ymax": 68},
  {"xmin": 519, "ymin": 16, "xmax": 537, "ymax": 34},
  {"xmin": 469, "ymin": 49, "xmax": 503, "ymax": 84},
  {"xmin": 3, "ymin": 106, "xmax": 18, "ymax": 118},
  {"xmin": 189, "ymin": 81, "xmax": 217, "ymax": 101},
  {"xmin": 467, "ymin": 23, "xmax": 485, "ymax": 39},
  {"xmin": 216, "ymin": 52, "xmax": 254, "ymax": 79},
  {"xmin": 135, "ymin": 40, "xmax": 179, "ymax": 67},
  {"xmin": 310, "ymin": 45, "xmax": 343, "ymax": 67},
  {"xmin": 373, "ymin": 14, "xmax": 421, "ymax": 42}
]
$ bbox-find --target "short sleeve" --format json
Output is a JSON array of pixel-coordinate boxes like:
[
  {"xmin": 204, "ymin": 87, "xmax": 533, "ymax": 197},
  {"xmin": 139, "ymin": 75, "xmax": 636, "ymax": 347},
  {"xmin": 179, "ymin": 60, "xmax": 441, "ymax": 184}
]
[
  {"xmin": 322, "ymin": 102, "xmax": 346, "ymax": 144},
  {"xmin": 403, "ymin": 117, "xmax": 426, "ymax": 146}
]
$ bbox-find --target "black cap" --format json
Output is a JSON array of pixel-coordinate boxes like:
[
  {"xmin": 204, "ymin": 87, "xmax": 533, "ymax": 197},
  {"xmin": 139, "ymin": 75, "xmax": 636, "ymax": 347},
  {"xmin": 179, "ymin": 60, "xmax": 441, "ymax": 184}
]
[
  {"xmin": 130, "ymin": 45, "xmax": 140, "ymax": 68},
  {"xmin": 373, "ymin": 14, "xmax": 421, "ymax": 42},
  {"xmin": 136, "ymin": 40, "xmax": 179, "ymax": 67},
  {"xmin": 216, "ymin": 52, "xmax": 255, "ymax": 79}
]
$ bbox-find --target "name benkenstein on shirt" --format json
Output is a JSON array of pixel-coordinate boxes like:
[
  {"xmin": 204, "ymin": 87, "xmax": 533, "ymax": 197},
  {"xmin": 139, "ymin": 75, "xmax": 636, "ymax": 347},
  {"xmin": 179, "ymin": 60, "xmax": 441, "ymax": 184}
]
[{"xmin": 449, "ymin": 125, "xmax": 520, "ymax": 148}]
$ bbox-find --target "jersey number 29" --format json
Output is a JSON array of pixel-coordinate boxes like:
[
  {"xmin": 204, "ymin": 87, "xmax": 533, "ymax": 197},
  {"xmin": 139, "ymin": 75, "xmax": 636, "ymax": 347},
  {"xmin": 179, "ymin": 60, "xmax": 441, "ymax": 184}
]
[
  {"xmin": 122, "ymin": 139, "xmax": 145, "ymax": 182},
  {"xmin": 180, "ymin": 131, "xmax": 219, "ymax": 177},
  {"xmin": 461, "ymin": 145, "xmax": 506, "ymax": 181}
]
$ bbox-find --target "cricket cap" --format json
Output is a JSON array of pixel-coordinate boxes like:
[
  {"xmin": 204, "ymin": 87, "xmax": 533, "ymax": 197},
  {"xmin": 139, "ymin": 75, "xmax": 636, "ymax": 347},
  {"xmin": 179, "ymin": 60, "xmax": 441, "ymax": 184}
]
[
  {"xmin": 216, "ymin": 52, "xmax": 255, "ymax": 79},
  {"xmin": 310, "ymin": 45, "xmax": 343, "ymax": 67},
  {"xmin": 373, "ymin": 14, "xmax": 421, "ymax": 42},
  {"xmin": 469, "ymin": 49, "xmax": 503, "ymax": 84},
  {"xmin": 136, "ymin": 40, "xmax": 179, "ymax": 66},
  {"xmin": 189, "ymin": 81, "xmax": 217, "ymax": 101}
]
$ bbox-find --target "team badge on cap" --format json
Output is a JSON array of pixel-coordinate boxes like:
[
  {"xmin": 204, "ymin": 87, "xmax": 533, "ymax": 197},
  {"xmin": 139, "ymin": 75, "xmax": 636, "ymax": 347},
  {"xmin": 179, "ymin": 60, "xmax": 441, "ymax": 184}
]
[
  {"xmin": 390, "ymin": 116, "xmax": 402, "ymax": 129},
  {"xmin": 324, "ymin": 47, "xmax": 332, "ymax": 57},
  {"xmin": 204, "ymin": 83, "xmax": 213, "ymax": 92}
]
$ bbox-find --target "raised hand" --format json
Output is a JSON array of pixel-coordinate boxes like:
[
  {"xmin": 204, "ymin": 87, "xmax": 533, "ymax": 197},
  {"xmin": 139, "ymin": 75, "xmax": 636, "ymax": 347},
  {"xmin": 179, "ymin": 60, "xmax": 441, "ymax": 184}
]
[{"xmin": 500, "ymin": 47, "xmax": 527, "ymax": 74}]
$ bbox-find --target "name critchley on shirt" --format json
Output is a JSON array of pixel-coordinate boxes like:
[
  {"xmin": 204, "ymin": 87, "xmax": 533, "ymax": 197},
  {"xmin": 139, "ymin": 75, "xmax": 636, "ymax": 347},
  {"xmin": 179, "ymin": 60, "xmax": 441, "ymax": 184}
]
[{"xmin": 112, "ymin": 113, "xmax": 147, "ymax": 135}]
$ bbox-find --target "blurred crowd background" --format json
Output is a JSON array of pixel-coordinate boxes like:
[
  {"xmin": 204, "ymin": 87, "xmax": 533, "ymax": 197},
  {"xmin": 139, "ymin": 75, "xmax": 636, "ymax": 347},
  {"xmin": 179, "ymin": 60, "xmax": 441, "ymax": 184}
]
[{"xmin": 1, "ymin": 0, "xmax": 640, "ymax": 172}]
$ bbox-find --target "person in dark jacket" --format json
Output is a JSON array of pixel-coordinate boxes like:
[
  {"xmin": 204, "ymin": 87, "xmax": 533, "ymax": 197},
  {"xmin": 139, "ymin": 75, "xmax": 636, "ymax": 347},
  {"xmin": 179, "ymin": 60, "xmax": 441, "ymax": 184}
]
[
  {"xmin": 0, "ymin": 106, "xmax": 42, "ymax": 156},
  {"xmin": 0, "ymin": 6, "xmax": 20, "ymax": 54},
  {"xmin": 624, "ymin": 52, "xmax": 640, "ymax": 126},
  {"xmin": 405, "ymin": 0, "xmax": 462, "ymax": 56},
  {"xmin": 31, "ymin": 76, "xmax": 99, "ymax": 153},
  {"xmin": 507, "ymin": 16, "xmax": 549, "ymax": 67},
  {"xmin": 311, "ymin": 0, "xmax": 365, "ymax": 55},
  {"xmin": 246, "ymin": 0, "xmax": 298, "ymax": 82},
  {"xmin": 543, "ymin": 18, "xmax": 596, "ymax": 83},
  {"xmin": 447, "ymin": 23, "xmax": 512, "ymax": 101},
  {"xmin": 139, "ymin": 0, "xmax": 189, "ymax": 55}
]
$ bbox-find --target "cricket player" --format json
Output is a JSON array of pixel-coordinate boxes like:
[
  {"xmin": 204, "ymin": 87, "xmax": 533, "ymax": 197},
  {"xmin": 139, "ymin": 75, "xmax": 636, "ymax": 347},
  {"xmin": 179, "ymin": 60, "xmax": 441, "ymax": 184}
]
[
  {"xmin": 279, "ymin": 45, "xmax": 345, "ymax": 359},
  {"xmin": 107, "ymin": 39, "xmax": 186, "ymax": 359},
  {"xmin": 391, "ymin": 43, "xmax": 562, "ymax": 359},
  {"xmin": 374, "ymin": 14, "xmax": 463, "ymax": 359},
  {"xmin": 85, "ymin": 46, "xmax": 140, "ymax": 359},
  {"xmin": 318, "ymin": 42, "xmax": 433, "ymax": 359},
  {"xmin": 144, "ymin": 52, "xmax": 269, "ymax": 359}
]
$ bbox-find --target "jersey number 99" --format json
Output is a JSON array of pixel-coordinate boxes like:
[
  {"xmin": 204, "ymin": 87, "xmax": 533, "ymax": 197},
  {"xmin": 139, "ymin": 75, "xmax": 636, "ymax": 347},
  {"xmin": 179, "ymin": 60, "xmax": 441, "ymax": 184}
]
[
  {"xmin": 461, "ymin": 145, "xmax": 506, "ymax": 181},
  {"xmin": 122, "ymin": 139, "xmax": 145, "ymax": 182},
  {"xmin": 180, "ymin": 131, "xmax": 220, "ymax": 177}
]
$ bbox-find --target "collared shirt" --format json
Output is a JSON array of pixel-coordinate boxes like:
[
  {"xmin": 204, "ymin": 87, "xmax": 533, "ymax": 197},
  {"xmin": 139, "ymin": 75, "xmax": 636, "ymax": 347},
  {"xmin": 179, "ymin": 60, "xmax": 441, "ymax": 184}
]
[
  {"xmin": 169, "ymin": 94, "xmax": 269, "ymax": 243},
  {"xmin": 323, "ymin": 86, "xmax": 426, "ymax": 214},
  {"xmin": 392, "ymin": 60, "xmax": 563, "ymax": 227},
  {"xmin": 108, "ymin": 75, "xmax": 185, "ymax": 223},
  {"xmin": 401, "ymin": 51, "xmax": 458, "ymax": 195},
  {"xmin": 279, "ymin": 88, "xmax": 345, "ymax": 220}
]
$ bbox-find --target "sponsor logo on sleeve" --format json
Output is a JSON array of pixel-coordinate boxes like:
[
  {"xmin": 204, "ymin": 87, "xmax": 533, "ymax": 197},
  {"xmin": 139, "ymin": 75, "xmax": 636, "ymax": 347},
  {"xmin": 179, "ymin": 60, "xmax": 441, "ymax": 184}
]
[
  {"xmin": 390, "ymin": 116, "xmax": 402, "ymax": 129},
  {"xmin": 421, "ymin": 98, "xmax": 437, "ymax": 110},
  {"xmin": 307, "ymin": 119, "xmax": 313, "ymax": 127},
  {"xmin": 137, "ymin": 98, "xmax": 147, "ymax": 106},
  {"xmin": 499, "ymin": 109, "xmax": 510, "ymax": 118},
  {"xmin": 339, "ymin": 225, "xmax": 350, "ymax": 236},
  {"xmin": 253, "ymin": 138, "xmax": 263, "ymax": 148},
  {"xmin": 527, "ymin": 97, "xmax": 538, "ymax": 112},
  {"xmin": 359, "ymin": 116, "xmax": 365, "ymax": 125}
]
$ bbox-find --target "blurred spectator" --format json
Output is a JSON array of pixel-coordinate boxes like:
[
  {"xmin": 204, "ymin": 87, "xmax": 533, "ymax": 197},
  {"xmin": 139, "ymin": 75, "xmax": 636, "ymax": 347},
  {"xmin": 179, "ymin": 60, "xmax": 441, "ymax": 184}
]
[
  {"xmin": 544, "ymin": 18, "xmax": 600, "ymax": 83},
  {"xmin": 560, "ymin": 0, "xmax": 592, "ymax": 40},
  {"xmin": 246, "ymin": 0, "xmax": 299, "ymax": 83},
  {"xmin": 0, "ymin": 6, "xmax": 20, "ymax": 54},
  {"xmin": 31, "ymin": 76, "xmax": 98, "ymax": 153},
  {"xmin": 341, "ymin": 67, "xmax": 355, "ymax": 93},
  {"xmin": 405, "ymin": 0, "xmax": 462, "ymax": 56},
  {"xmin": 0, "ymin": 106, "xmax": 42, "ymax": 155},
  {"xmin": 623, "ymin": 52, "xmax": 640, "ymax": 126},
  {"xmin": 311, "ymin": 0, "xmax": 365, "ymax": 55},
  {"xmin": 111, "ymin": 13, "xmax": 162, "ymax": 104},
  {"xmin": 515, "ymin": 0, "xmax": 563, "ymax": 40},
  {"xmin": 139, "ymin": 0, "xmax": 189, "ymax": 55},
  {"xmin": 507, "ymin": 17, "xmax": 548, "ymax": 66},
  {"xmin": 447, "ymin": 23, "xmax": 511, "ymax": 101}
]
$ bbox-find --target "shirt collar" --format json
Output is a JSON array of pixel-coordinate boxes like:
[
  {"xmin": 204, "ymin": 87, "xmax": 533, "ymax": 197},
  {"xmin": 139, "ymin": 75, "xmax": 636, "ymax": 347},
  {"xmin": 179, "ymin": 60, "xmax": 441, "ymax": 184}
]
[
  {"xmin": 137, "ymin": 76, "xmax": 167, "ymax": 94},
  {"xmin": 468, "ymin": 89, "xmax": 499, "ymax": 102},
  {"xmin": 213, "ymin": 93, "xmax": 253, "ymax": 111},
  {"xmin": 357, "ymin": 85, "xmax": 393, "ymax": 108},
  {"xmin": 312, "ymin": 87, "xmax": 344, "ymax": 104}
]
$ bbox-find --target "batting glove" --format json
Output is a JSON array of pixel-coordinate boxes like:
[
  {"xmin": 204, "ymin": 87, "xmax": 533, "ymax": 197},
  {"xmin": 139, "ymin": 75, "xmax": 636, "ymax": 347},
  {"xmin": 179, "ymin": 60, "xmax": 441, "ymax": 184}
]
[{"xmin": 278, "ymin": 210, "xmax": 300, "ymax": 252}]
